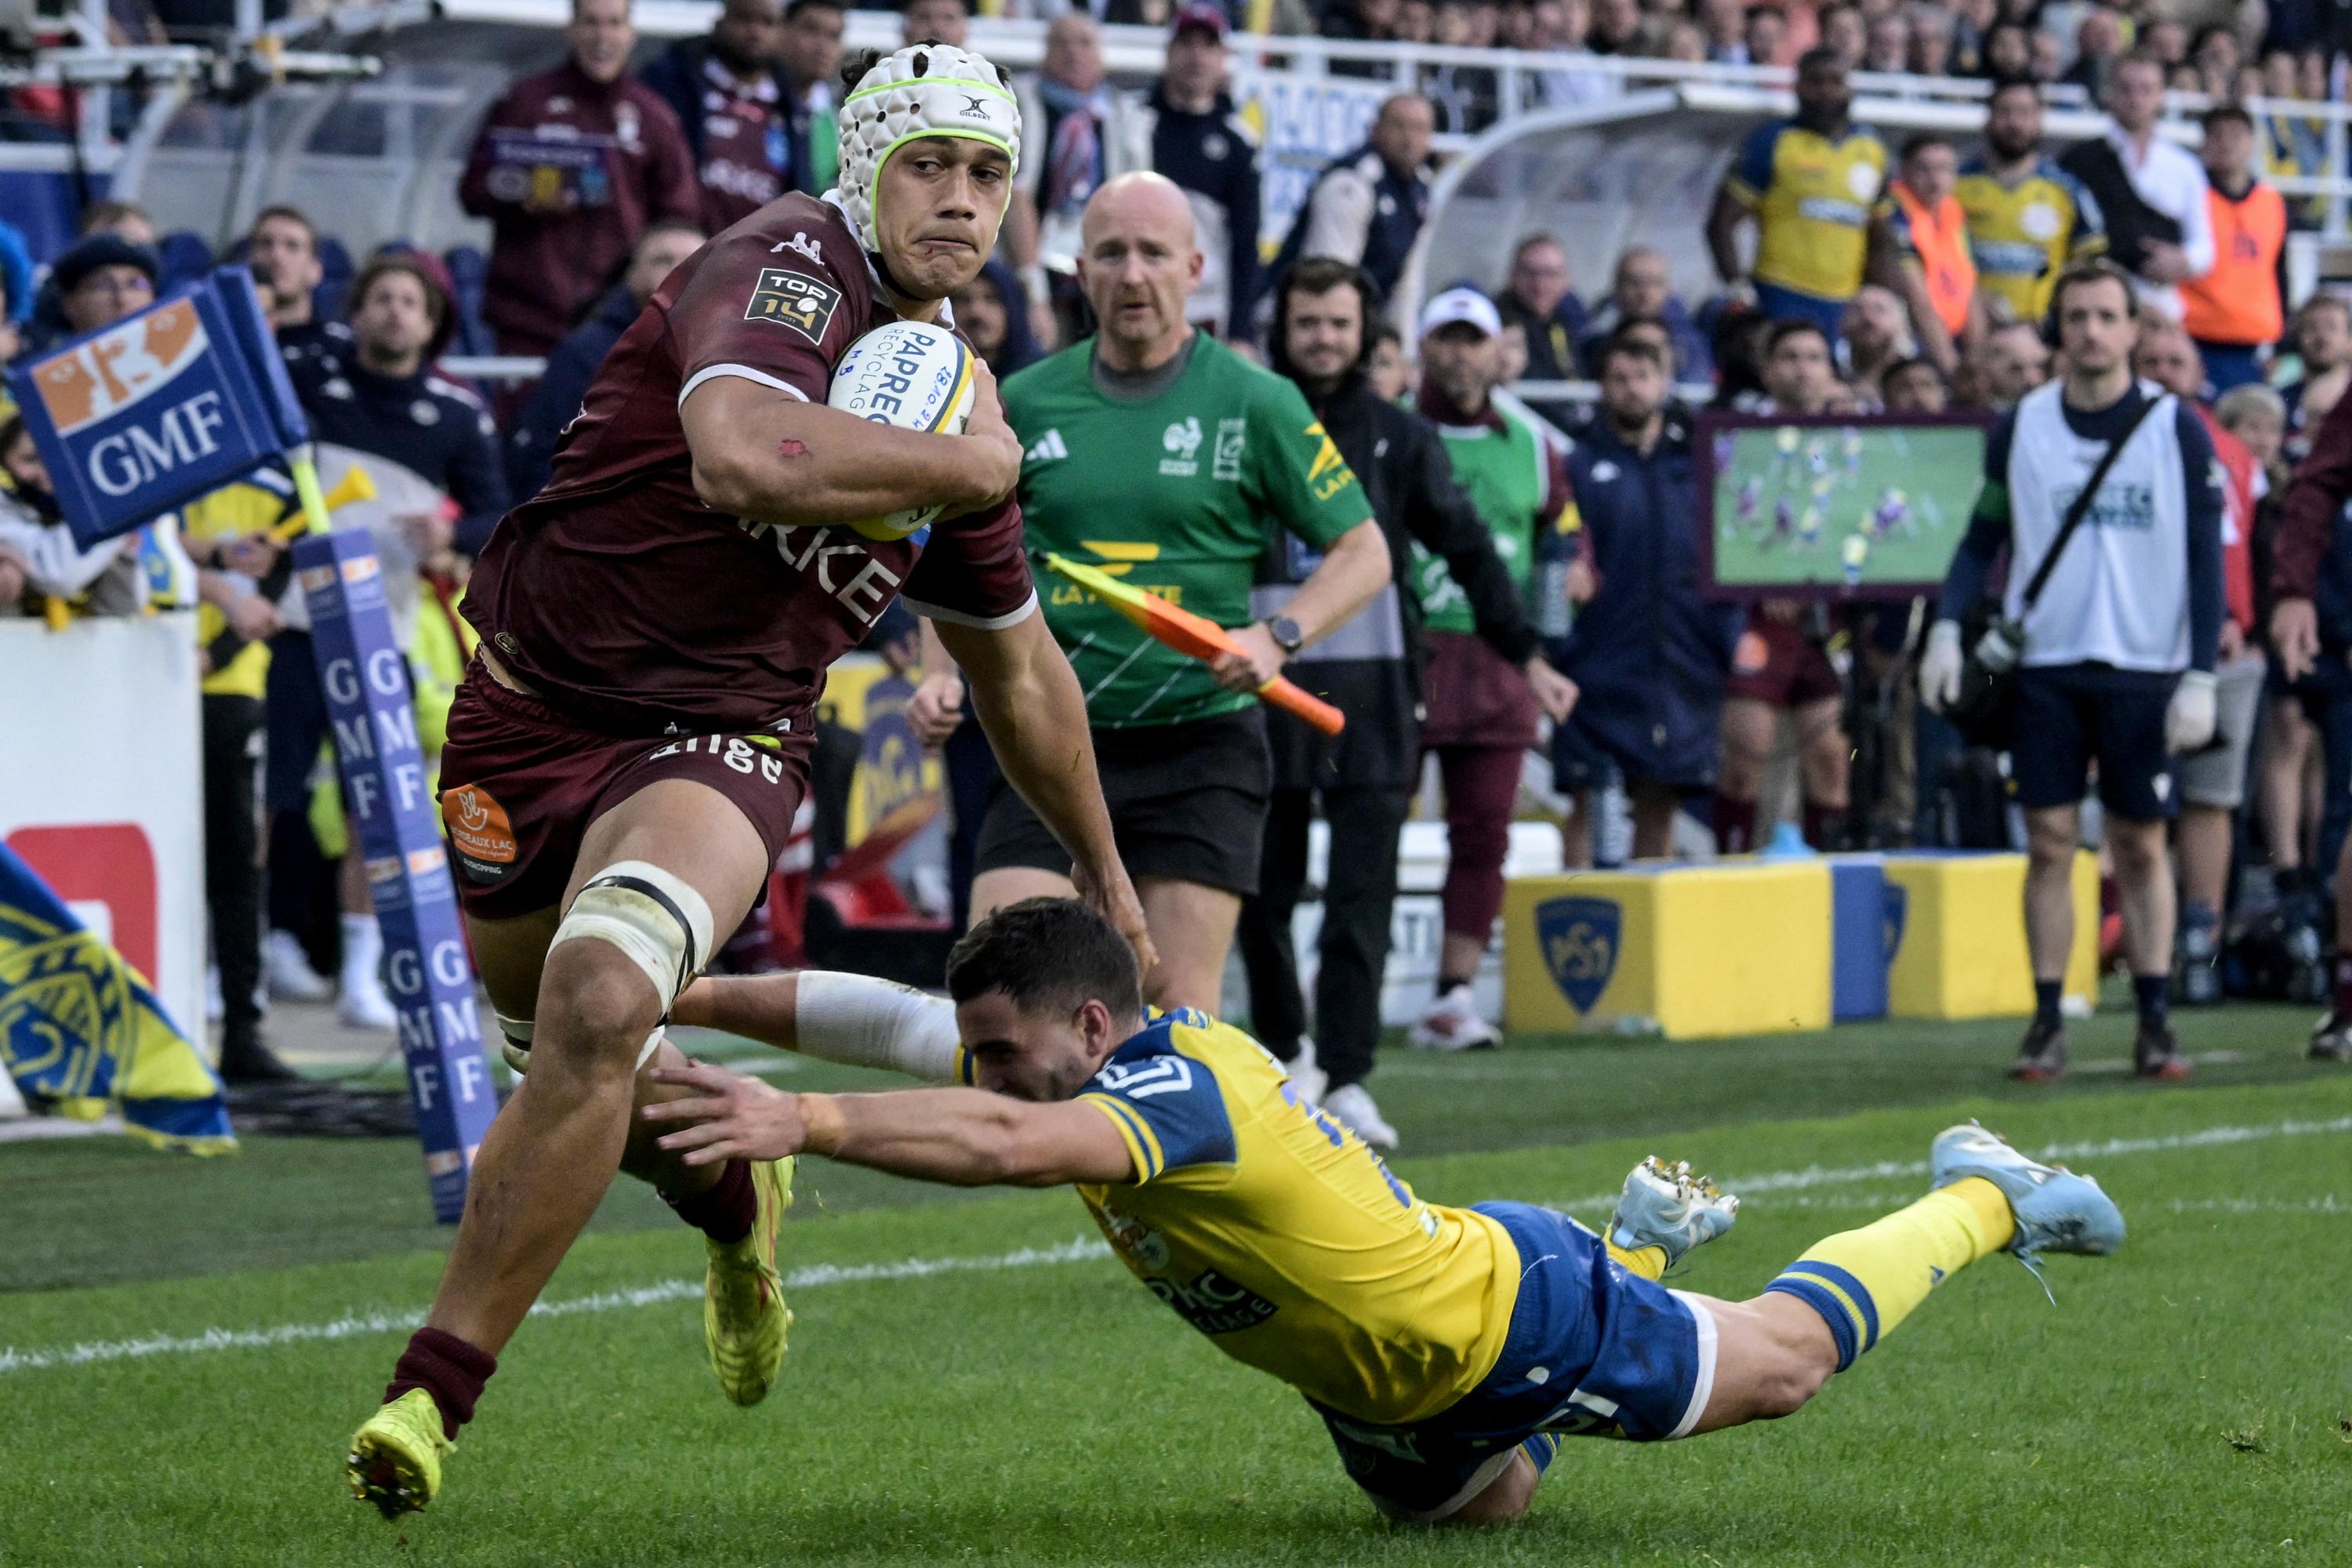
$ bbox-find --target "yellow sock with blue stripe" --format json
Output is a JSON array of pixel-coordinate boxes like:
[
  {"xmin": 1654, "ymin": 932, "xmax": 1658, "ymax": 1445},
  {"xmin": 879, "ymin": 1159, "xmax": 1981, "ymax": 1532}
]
[
  {"xmin": 1763, "ymin": 1178, "xmax": 2016, "ymax": 1370},
  {"xmin": 1606, "ymin": 1240, "xmax": 1668, "ymax": 1281}
]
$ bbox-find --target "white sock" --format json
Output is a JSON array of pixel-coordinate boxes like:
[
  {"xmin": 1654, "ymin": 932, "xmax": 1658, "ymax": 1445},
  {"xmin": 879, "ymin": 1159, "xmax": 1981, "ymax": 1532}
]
[{"xmin": 340, "ymin": 913, "xmax": 383, "ymax": 990}]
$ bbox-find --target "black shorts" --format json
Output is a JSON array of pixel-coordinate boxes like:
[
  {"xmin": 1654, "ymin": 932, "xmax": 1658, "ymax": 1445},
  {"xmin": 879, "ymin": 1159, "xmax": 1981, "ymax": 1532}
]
[
  {"xmin": 2010, "ymin": 662, "xmax": 2180, "ymax": 821},
  {"xmin": 975, "ymin": 708, "xmax": 1271, "ymax": 895}
]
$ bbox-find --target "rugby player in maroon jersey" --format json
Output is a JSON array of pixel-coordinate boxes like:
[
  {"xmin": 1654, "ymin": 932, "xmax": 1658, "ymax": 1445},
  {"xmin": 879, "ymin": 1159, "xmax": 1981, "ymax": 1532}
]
[{"xmin": 347, "ymin": 41, "xmax": 1151, "ymax": 1516}]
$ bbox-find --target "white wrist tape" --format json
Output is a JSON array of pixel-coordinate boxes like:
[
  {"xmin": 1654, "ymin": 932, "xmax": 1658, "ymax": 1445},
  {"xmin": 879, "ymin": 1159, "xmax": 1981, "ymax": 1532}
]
[
  {"xmin": 793, "ymin": 971, "xmax": 962, "ymax": 1083},
  {"xmin": 549, "ymin": 860, "xmax": 715, "ymax": 1016}
]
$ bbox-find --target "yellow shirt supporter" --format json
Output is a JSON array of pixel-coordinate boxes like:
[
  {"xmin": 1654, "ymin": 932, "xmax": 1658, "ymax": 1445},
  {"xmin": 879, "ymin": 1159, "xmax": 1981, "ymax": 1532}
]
[
  {"xmin": 178, "ymin": 470, "xmax": 296, "ymax": 700},
  {"xmin": 1954, "ymin": 155, "xmax": 2107, "ymax": 325},
  {"xmin": 1726, "ymin": 118, "xmax": 1891, "ymax": 303},
  {"xmin": 963, "ymin": 1007, "xmax": 1519, "ymax": 1426}
]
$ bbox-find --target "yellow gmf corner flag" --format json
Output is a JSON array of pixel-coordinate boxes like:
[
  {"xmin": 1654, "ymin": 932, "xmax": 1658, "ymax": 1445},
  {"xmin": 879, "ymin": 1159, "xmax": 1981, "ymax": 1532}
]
[{"xmin": 0, "ymin": 842, "xmax": 236, "ymax": 1154}]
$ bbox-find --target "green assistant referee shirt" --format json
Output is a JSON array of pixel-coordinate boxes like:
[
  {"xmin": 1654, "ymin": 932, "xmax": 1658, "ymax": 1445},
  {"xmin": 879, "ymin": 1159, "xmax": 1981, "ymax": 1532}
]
[{"xmin": 1004, "ymin": 332, "xmax": 1372, "ymax": 728}]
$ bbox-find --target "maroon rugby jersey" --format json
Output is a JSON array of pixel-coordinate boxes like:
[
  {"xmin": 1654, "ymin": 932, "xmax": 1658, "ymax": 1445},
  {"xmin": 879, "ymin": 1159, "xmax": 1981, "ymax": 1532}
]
[{"xmin": 463, "ymin": 191, "xmax": 1036, "ymax": 734}]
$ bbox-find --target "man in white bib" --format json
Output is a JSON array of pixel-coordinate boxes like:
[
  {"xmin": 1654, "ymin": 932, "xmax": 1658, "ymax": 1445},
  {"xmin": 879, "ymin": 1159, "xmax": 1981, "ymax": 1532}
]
[{"xmin": 1920, "ymin": 259, "xmax": 2224, "ymax": 1082}]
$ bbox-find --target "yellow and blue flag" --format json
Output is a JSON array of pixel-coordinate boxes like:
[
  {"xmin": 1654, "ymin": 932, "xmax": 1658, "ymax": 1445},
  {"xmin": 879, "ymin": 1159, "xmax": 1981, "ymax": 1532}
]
[{"xmin": 0, "ymin": 842, "xmax": 235, "ymax": 1154}]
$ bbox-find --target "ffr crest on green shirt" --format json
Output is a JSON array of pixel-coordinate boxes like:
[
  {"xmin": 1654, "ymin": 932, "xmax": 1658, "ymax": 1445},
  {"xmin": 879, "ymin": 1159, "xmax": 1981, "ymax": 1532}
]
[{"xmin": 1004, "ymin": 334, "xmax": 1371, "ymax": 728}]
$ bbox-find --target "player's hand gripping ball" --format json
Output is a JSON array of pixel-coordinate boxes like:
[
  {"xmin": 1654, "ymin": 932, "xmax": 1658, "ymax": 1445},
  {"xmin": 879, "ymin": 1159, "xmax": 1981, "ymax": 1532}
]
[{"xmin": 827, "ymin": 321, "xmax": 978, "ymax": 542}]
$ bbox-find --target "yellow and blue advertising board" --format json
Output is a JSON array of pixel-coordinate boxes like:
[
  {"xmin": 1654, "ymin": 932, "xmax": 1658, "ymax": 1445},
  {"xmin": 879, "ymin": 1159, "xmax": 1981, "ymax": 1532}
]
[{"xmin": 1883, "ymin": 850, "xmax": 2098, "ymax": 1018}]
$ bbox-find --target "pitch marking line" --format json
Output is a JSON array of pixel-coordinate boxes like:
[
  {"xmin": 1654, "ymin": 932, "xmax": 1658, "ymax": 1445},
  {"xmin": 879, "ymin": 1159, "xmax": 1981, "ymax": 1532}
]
[{"xmin": 4, "ymin": 1114, "xmax": 2347, "ymax": 1378}]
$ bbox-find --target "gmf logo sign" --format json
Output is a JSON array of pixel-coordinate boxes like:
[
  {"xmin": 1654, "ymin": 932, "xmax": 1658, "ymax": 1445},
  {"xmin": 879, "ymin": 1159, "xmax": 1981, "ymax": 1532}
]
[
  {"xmin": 29, "ymin": 298, "xmax": 208, "ymax": 435},
  {"xmin": 1535, "ymin": 895, "xmax": 1619, "ymax": 1014}
]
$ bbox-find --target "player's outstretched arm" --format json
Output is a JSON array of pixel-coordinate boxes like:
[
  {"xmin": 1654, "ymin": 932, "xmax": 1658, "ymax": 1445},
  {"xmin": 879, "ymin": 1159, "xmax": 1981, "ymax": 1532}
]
[
  {"xmin": 644, "ymin": 1063, "xmax": 1136, "ymax": 1187},
  {"xmin": 671, "ymin": 971, "xmax": 965, "ymax": 1082},
  {"xmin": 681, "ymin": 375, "xmax": 1021, "ymax": 528},
  {"xmin": 938, "ymin": 612, "xmax": 1157, "ymax": 975}
]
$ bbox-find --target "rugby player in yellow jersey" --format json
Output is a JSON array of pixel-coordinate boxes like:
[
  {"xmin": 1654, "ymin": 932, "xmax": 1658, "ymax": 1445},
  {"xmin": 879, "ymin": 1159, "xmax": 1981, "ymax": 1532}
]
[
  {"xmin": 648, "ymin": 898, "xmax": 2128, "ymax": 1526},
  {"xmin": 1955, "ymin": 79, "xmax": 2107, "ymax": 327}
]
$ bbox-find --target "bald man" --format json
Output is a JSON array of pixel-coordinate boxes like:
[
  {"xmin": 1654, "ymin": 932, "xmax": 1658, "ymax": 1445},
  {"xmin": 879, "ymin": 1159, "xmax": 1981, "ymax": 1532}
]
[{"xmin": 944, "ymin": 172, "xmax": 1391, "ymax": 1017}]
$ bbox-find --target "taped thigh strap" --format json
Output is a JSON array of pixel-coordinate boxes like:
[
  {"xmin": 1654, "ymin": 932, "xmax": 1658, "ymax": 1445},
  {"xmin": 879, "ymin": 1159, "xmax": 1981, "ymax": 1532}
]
[{"xmin": 549, "ymin": 859, "xmax": 716, "ymax": 1014}]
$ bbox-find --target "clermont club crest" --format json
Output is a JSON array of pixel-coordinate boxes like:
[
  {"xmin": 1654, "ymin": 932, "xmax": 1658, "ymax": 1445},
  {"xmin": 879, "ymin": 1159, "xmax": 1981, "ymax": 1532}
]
[{"xmin": 1535, "ymin": 895, "xmax": 1620, "ymax": 1014}]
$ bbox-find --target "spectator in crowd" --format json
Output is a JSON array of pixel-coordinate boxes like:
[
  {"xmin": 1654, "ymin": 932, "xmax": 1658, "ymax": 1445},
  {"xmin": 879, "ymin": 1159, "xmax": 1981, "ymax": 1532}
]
[
  {"xmin": 1555, "ymin": 332, "xmax": 1729, "ymax": 862},
  {"xmin": 1976, "ymin": 19, "xmax": 2033, "ymax": 78},
  {"xmin": 1717, "ymin": 319, "xmax": 1851, "ymax": 852},
  {"xmin": 1495, "ymin": 233, "xmax": 1586, "ymax": 387},
  {"xmin": 2059, "ymin": 52, "xmax": 2214, "ymax": 325},
  {"xmin": 1145, "ymin": 5, "xmax": 1264, "ymax": 339},
  {"xmin": 899, "ymin": 0, "xmax": 967, "ymax": 45},
  {"xmin": 1269, "ymin": 92, "xmax": 1434, "ymax": 327},
  {"xmin": 2135, "ymin": 321, "xmax": 2266, "ymax": 1006},
  {"xmin": 51, "ymin": 232, "xmax": 156, "ymax": 338},
  {"xmin": 777, "ymin": 0, "xmax": 844, "ymax": 191},
  {"xmin": 1010, "ymin": 13, "xmax": 1153, "ymax": 346},
  {"xmin": 2026, "ymin": 28, "xmax": 2063, "ymax": 86},
  {"xmin": 1908, "ymin": 6, "xmax": 1956, "ymax": 75},
  {"xmin": 2063, "ymin": 5, "xmax": 2124, "ymax": 95},
  {"xmin": 952, "ymin": 257, "xmax": 1046, "ymax": 376},
  {"xmin": 1241, "ymin": 257, "xmax": 1561, "ymax": 1149},
  {"xmin": 1881, "ymin": 131, "xmax": 1978, "ymax": 372},
  {"xmin": 0, "ymin": 214, "xmax": 33, "ymax": 339},
  {"xmin": 1838, "ymin": 282, "xmax": 1915, "ymax": 404},
  {"xmin": 0, "ymin": 412, "xmax": 143, "ymax": 617},
  {"xmin": 1425, "ymin": 0, "xmax": 1501, "ymax": 132},
  {"xmin": 1815, "ymin": 2, "xmax": 1866, "ymax": 65},
  {"xmin": 1974, "ymin": 317, "xmax": 2051, "ymax": 409},
  {"xmin": 1406, "ymin": 286, "xmax": 1584, "ymax": 1050},
  {"xmin": 1882, "ymin": 354, "xmax": 1949, "ymax": 412},
  {"xmin": 2282, "ymin": 295, "xmax": 2351, "ymax": 452},
  {"xmin": 270, "ymin": 254, "xmax": 510, "ymax": 1029},
  {"xmin": 242, "ymin": 205, "xmax": 346, "ymax": 369},
  {"xmin": 1325, "ymin": 0, "xmax": 1402, "ymax": 63},
  {"xmin": 1697, "ymin": 0, "xmax": 1745, "ymax": 60},
  {"xmin": 1663, "ymin": 18, "xmax": 1711, "ymax": 61},
  {"xmin": 640, "ymin": 0, "xmax": 841, "ymax": 234},
  {"xmin": 1367, "ymin": 319, "xmax": 1410, "ymax": 401},
  {"xmin": 2179, "ymin": 106, "xmax": 2288, "ymax": 396},
  {"xmin": 1587, "ymin": 0, "xmax": 1646, "ymax": 54},
  {"xmin": 77, "ymin": 198, "xmax": 157, "ymax": 247},
  {"xmin": 1956, "ymin": 79, "xmax": 2107, "ymax": 329},
  {"xmin": 2187, "ymin": 23, "xmax": 2240, "ymax": 96},
  {"xmin": 1922, "ymin": 260, "xmax": 2222, "ymax": 1080},
  {"xmin": 1530, "ymin": 0, "xmax": 1621, "ymax": 106},
  {"xmin": 1743, "ymin": 2, "xmax": 1789, "ymax": 67},
  {"xmin": 1578, "ymin": 246, "xmax": 1715, "ymax": 383},
  {"xmin": 505, "ymin": 218, "xmax": 703, "ymax": 503},
  {"xmin": 1862, "ymin": 9, "xmax": 1910, "ymax": 73},
  {"xmin": 2141, "ymin": 17, "xmax": 2188, "ymax": 67},
  {"xmin": 459, "ymin": 0, "xmax": 700, "ymax": 358},
  {"xmin": 1708, "ymin": 49, "xmax": 1890, "ymax": 336}
]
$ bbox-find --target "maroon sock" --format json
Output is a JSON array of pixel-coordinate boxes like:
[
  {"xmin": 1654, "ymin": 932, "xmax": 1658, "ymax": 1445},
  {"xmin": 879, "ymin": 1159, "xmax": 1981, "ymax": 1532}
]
[
  {"xmin": 1711, "ymin": 795, "xmax": 1756, "ymax": 855},
  {"xmin": 386, "ymin": 1327, "xmax": 496, "ymax": 1441},
  {"xmin": 2333, "ymin": 953, "xmax": 2352, "ymax": 1022},
  {"xmin": 663, "ymin": 1157, "xmax": 756, "ymax": 1245},
  {"xmin": 1801, "ymin": 800, "xmax": 1843, "ymax": 851}
]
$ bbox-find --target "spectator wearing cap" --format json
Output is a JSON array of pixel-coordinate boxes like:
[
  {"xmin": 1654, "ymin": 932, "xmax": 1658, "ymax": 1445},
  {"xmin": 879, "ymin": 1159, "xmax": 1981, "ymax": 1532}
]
[
  {"xmin": 1268, "ymin": 93, "xmax": 1435, "ymax": 329},
  {"xmin": 1009, "ymin": 13, "xmax": 1153, "ymax": 347},
  {"xmin": 1494, "ymin": 234, "xmax": 1586, "ymax": 390},
  {"xmin": 1406, "ymin": 285, "xmax": 1588, "ymax": 1051},
  {"xmin": 1708, "ymin": 49, "xmax": 1892, "ymax": 338},
  {"xmin": 52, "ymin": 232, "xmax": 158, "ymax": 339},
  {"xmin": 2179, "ymin": 106, "xmax": 2288, "ymax": 396},
  {"xmin": 1879, "ymin": 132, "xmax": 1980, "ymax": 374},
  {"xmin": 505, "ymin": 218, "xmax": 705, "ymax": 503},
  {"xmin": 640, "ymin": 0, "xmax": 843, "ymax": 236},
  {"xmin": 1144, "ymin": 5, "xmax": 1264, "ymax": 339},
  {"xmin": 1555, "ymin": 332, "xmax": 1733, "ymax": 863},
  {"xmin": 1578, "ymin": 246, "xmax": 1715, "ymax": 383},
  {"xmin": 2058, "ymin": 51, "xmax": 2215, "ymax": 325},
  {"xmin": 459, "ymin": 0, "xmax": 699, "ymax": 358},
  {"xmin": 270, "ymin": 253, "xmax": 511, "ymax": 1031}
]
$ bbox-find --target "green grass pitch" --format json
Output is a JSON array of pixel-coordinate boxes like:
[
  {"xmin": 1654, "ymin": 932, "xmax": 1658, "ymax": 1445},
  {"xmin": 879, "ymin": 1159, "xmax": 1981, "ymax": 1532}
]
[
  {"xmin": 1708, "ymin": 423, "xmax": 1983, "ymax": 592},
  {"xmin": 5, "ymin": 1004, "xmax": 2350, "ymax": 1566}
]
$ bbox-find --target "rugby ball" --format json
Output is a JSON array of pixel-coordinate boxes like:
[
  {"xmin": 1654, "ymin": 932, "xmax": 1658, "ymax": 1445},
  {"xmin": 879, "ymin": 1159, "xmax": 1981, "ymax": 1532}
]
[{"xmin": 826, "ymin": 320, "xmax": 977, "ymax": 542}]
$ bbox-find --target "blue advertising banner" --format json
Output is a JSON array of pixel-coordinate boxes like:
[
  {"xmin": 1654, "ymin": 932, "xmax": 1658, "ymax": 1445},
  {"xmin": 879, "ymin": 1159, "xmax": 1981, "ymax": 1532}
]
[
  {"xmin": 294, "ymin": 528, "xmax": 496, "ymax": 1223},
  {"xmin": 4, "ymin": 265, "xmax": 309, "ymax": 549}
]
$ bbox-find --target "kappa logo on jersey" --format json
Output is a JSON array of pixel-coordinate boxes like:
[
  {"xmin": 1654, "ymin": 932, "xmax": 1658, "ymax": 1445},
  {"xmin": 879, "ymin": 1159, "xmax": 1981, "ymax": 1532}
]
[
  {"xmin": 744, "ymin": 267, "xmax": 841, "ymax": 344},
  {"xmin": 770, "ymin": 232, "xmax": 825, "ymax": 266},
  {"xmin": 1160, "ymin": 416, "xmax": 1204, "ymax": 477},
  {"xmin": 1027, "ymin": 428, "xmax": 1069, "ymax": 463},
  {"xmin": 1094, "ymin": 1054, "xmax": 1197, "ymax": 1099},
  {"xmin": 1303, "ymin": 420, "xmax": 1357, "ymax": 502}
]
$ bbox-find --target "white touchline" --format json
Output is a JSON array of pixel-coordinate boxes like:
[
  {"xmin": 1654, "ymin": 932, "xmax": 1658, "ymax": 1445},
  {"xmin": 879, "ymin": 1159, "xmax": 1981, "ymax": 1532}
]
[{"xmin": 4, "ymin": 1114, "xmax": 2347, "ymax": 1378}]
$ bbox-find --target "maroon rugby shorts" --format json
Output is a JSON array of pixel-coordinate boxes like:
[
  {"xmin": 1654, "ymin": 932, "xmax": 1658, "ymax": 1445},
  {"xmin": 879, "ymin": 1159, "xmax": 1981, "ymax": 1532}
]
[
  {"xmin": 1418, "ymin": 630, "xmax": 1540, "ymax": 751},
  {"xmin": 1722, "ymin": 615, "xmax": 1841, "ymax": 709},
  {"xmin": 435, "ymin": 666, "xmax": 812, "ymax": 922}
]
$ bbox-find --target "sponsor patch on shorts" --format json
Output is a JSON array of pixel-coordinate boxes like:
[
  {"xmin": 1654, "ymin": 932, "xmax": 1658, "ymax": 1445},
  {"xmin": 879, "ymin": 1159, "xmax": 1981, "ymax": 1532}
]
[
  {"xmin": 441, "ymin": 783, "xmax": 517, "ymax": 884},
  {"xmin": 743, "ymin": 267, "xmax": 840, "ymax": 344}
]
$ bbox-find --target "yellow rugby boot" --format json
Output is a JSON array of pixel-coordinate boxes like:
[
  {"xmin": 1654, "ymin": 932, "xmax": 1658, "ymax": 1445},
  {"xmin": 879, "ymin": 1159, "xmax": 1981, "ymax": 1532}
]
[
  {"xmin": 346, "ymin": 1388, "xmax": 453, "ymax": 1519},
  {"xmin": 704, "ymin": 1156, "xmax": 794, "ymax": 1405}
]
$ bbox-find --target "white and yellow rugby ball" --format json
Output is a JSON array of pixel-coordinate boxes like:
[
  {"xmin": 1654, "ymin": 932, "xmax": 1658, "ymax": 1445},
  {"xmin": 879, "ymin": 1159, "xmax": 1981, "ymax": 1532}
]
[{"xmin": 827, "ymin": 320, "xmax": 976, "ymax": 542}]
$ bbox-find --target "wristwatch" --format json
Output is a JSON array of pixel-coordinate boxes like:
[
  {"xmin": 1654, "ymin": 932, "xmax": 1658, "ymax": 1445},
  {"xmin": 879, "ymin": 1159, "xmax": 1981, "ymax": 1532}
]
[{"xmin": 1265, "ymin": 615, "xmax": 1305, "ymax": 655}]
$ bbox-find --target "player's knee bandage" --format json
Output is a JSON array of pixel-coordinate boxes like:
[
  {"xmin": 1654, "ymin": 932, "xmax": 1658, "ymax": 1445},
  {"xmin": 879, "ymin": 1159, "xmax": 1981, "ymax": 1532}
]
[
  {"xmin": 550, "ymin": 861, "xmax": 715, "ymax": 1020},
  {"xmin": 793, "ymin": 971, "xmax": 961, "ymax": 1080},
  {"xmin": 497, "ymin": 1011, "xmax": 535, "ymax": 1074}
]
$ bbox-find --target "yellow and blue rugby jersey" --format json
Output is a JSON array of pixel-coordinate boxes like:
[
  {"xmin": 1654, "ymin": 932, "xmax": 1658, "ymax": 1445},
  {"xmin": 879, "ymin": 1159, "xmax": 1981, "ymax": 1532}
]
[
  {"xmin": 1725, "ymin": 119, "xmax": 1890, "ymax": 303},
  {"xmin": 1954, "ymin": 156, "xmax": 2107, "ymax": 325},
  {"xmin": 1059, "ymin": 1007, "xmax": 1520, "ymax": 1428}
]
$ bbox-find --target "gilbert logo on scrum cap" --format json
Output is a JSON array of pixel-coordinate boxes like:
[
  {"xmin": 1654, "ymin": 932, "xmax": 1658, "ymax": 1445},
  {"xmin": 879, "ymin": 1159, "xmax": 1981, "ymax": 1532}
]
[{"xmin": 745, "ymin": 267, "xmax": 841, "ymax": 345}]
